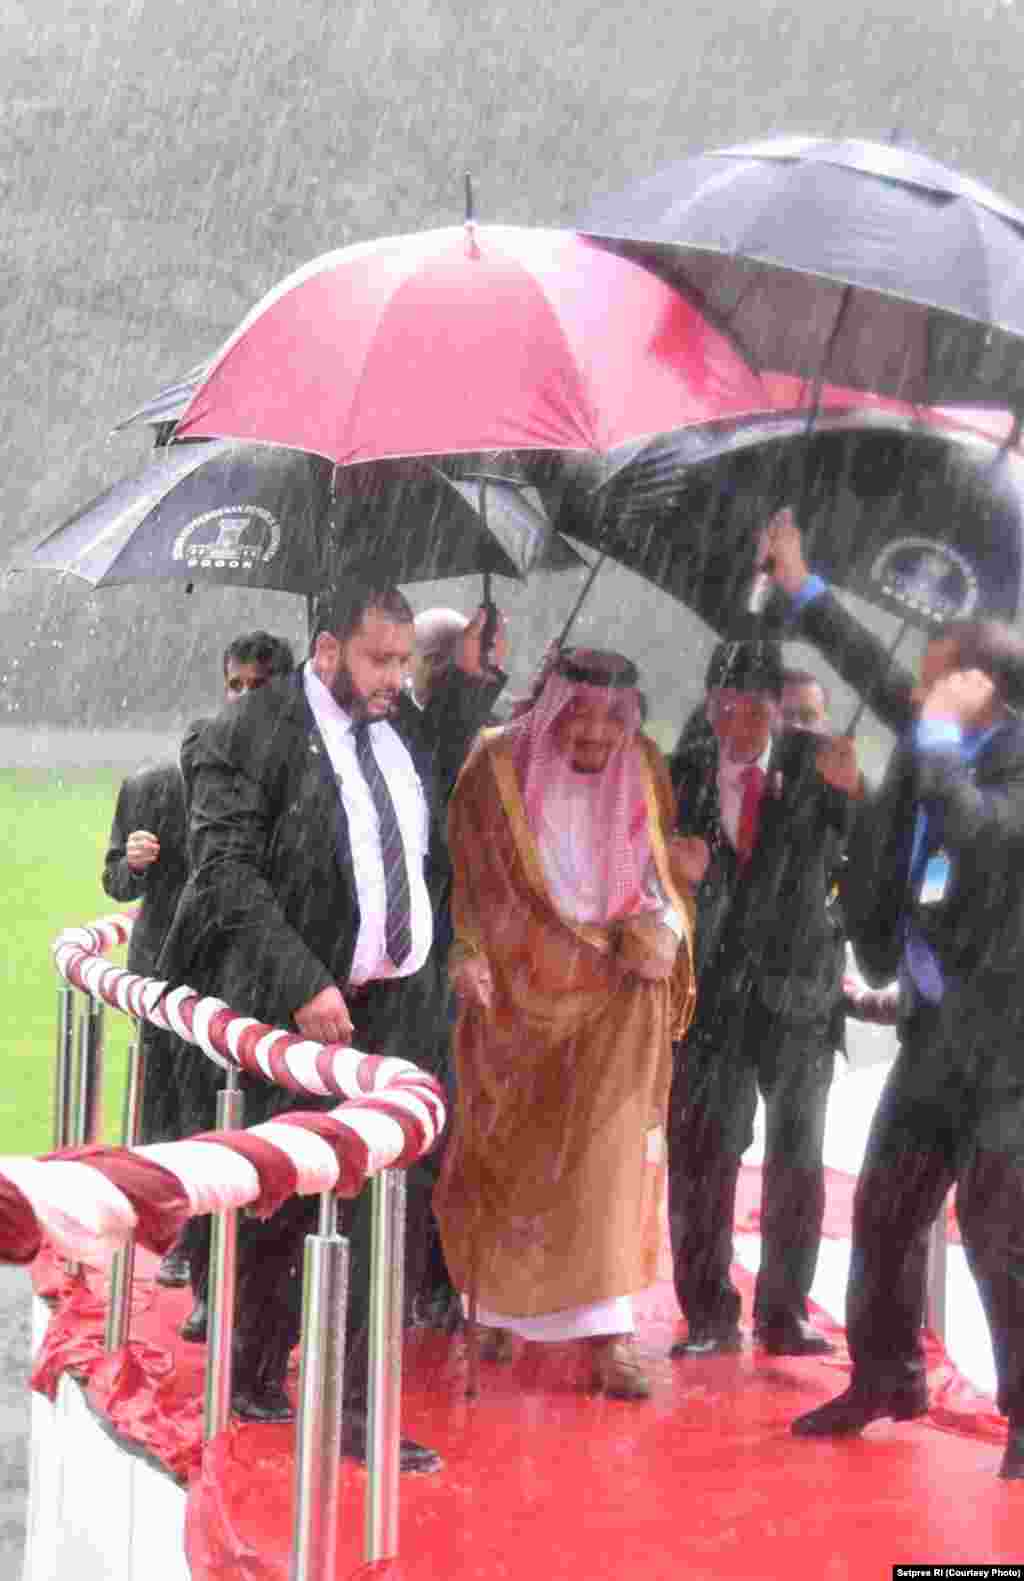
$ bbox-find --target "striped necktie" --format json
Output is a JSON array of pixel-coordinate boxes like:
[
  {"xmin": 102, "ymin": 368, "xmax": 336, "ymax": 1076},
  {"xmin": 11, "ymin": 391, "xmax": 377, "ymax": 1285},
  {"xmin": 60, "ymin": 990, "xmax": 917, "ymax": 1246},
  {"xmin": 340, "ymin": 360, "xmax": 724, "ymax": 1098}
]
[{"xmin": 352, "ymin": 722, "xmax": 413, "ymax": 967}]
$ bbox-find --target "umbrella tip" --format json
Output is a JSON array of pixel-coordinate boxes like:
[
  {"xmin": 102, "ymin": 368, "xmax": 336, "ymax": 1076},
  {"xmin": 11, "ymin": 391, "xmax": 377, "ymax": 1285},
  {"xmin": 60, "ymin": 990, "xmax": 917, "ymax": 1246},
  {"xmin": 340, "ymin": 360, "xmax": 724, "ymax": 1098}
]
[{"xmin": 464, "ymin": 173, "xmax": 475, "ymax": 223}]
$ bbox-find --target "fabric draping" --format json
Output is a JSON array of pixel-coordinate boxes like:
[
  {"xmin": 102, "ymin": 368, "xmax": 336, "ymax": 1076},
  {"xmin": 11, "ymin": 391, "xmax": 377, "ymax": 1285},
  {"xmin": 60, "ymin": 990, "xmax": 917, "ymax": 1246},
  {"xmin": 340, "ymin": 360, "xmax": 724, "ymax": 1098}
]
[{"xmin": 437, "ymin": 729, "xmax": 696, "ymax": 1319}]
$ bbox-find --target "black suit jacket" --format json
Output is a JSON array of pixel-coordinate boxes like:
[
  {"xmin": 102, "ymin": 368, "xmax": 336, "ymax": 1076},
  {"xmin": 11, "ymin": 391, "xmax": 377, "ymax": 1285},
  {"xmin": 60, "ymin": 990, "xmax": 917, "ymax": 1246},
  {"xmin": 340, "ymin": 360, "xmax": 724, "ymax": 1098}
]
[
  {"xmin": 670, "ymin": 728, "xmax": 849, "ymax": 1035},
  {"xmin": 797, "ymin": 589, "xmax": 1024, "ymax": 990},
  {"xmin": 159, "ymin": 663, "xmax": 498, "ymax": 1034},
  {"xmin": 103, "ymin": 763, "xmax": 189, "ymax": 977}
]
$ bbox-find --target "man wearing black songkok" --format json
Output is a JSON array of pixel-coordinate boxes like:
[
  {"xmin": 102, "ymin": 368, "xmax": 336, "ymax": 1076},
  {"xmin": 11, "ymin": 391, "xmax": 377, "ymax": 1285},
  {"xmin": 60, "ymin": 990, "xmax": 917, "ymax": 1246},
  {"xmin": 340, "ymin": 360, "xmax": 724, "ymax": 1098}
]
[{"xmin": 667, "ymin": 636, "xmax": 855, "ymax": 1358}]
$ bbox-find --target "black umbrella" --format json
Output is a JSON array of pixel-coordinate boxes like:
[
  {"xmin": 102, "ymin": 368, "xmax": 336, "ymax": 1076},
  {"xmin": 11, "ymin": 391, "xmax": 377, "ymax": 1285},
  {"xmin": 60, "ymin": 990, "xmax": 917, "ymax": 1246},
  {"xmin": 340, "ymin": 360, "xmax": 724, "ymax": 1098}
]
[
  {"xmin": 328, "ymin": 464, "xmax": 581, "ymax": 582},
  {"xmin": 322, "ymin": 462, "xmax": 587, "ymax": 671},
  {"xmin": 534, "ymin": 410, "xmax": 1024, "ymax": 637},
  {"xmin": 23, "ymin": 440, "xmax": 334, "ymax": 594},
  {"xmin": 115, "ymin": 363, "xmax": 210, "ymax": 448},
  {"xmin": 25, "ymin": 440, "xmax": 585, "ymax": 664},
  {"xmin": 580, "ymin": 135, "xmax": 1024, "ymax": 413}
]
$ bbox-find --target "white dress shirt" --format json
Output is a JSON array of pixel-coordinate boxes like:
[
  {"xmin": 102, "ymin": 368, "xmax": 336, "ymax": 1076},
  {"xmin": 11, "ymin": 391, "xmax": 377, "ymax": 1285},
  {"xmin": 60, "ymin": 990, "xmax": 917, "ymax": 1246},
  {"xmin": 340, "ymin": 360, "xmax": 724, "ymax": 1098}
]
[
  {"xmin": 303, "ymin": 663, "xmax": 432, "ymax": 985},
  {"xmin": 716, "ymin": 740, "xmax": 773, "ymax": 851}
]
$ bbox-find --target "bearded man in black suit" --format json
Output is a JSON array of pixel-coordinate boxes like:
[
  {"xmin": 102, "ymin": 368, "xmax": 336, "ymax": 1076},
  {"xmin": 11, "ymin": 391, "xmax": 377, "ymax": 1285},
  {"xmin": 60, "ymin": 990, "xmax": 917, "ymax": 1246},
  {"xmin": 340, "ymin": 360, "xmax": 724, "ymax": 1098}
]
[
  {"xmin": 763, "ymin": 511, "xmax": 1024, "ymax": 1479},
  {"xmin": 159, "ymin": 582, "xmax": 502, "ymax": 1472},
  {"xmin": 667, "ymin": 637, "xmax": 855, "ymax": 1359}
]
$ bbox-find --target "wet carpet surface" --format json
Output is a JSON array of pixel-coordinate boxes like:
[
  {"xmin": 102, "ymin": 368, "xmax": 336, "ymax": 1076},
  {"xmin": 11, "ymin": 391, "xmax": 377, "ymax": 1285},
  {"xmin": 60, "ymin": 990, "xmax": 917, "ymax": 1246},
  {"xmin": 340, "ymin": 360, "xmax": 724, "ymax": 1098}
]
[{"xmin": 25, "ymin": 1210, "xmax": 1024, "ymax": 1581}]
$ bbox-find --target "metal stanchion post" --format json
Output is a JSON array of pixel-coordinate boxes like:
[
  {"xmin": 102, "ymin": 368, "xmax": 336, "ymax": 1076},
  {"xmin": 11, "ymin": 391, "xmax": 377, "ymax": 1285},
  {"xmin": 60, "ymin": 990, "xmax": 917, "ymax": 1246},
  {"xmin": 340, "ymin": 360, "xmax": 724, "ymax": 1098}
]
[
  {"xmin": 68, "ymin": 995, "xmax": 105, "ymax": 1280},
  {"xmin": 203, "ymin": 1069, "xmax": 244, "ymax": 1441},
  {"xmin": 105, "ymin": 1023, "xmax": 147, "ymax": 1353},
  {"xmin": 926, "ymin": 1199, "xmax": 948, "ymax": 1341},
  {"xmin": 290, "ymin": 1192, "xmax": 348, "ymax": 1581},
  {"xmin": 53, "ymin": 982, "xmax": 77, "ymax": 1150},
  {"xmin": 74, "ymin": 996, "xmax": 105, "ymax": 1147},
  {"xmin": 364, "ymin": 1168, "xmax": 406, "ymax": 1565}
]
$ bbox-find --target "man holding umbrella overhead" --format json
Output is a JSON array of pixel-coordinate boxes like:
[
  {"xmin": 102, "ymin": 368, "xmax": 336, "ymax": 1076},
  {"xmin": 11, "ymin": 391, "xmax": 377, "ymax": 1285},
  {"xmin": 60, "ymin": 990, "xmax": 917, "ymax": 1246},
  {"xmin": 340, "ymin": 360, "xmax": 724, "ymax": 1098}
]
[
  {"xmin": 667, "ymin": 635, "xmax": 855, "ymax": 1360},
  {"xmin": 763, "ymin": 512, "xmax": 1024, "ymax": 1479}
]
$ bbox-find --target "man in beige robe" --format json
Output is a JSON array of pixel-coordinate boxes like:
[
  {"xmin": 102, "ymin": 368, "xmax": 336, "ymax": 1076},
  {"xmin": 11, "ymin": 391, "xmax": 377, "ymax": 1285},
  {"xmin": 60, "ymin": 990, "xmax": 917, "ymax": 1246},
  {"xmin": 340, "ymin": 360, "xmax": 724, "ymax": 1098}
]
[{"xmin": 435, "ymin": 648, "xmax": 703, "ymax": 1398}]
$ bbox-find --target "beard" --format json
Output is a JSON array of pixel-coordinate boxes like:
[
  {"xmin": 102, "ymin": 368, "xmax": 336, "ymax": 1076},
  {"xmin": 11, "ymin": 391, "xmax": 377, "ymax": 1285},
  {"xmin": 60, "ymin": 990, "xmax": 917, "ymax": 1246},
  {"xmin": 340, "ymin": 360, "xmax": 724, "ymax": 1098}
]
[{"xmin": 328, "ymin": 654, "xmax": 399, "ymax": 720}]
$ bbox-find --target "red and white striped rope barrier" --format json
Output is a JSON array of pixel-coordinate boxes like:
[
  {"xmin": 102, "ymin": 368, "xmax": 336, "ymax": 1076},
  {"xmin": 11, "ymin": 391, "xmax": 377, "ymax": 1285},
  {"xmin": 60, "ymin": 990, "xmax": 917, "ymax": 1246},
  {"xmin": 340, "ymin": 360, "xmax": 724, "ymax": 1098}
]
[{"xmin": 0, "ymin": 913, "xmax": 446, "ymax": 1268}]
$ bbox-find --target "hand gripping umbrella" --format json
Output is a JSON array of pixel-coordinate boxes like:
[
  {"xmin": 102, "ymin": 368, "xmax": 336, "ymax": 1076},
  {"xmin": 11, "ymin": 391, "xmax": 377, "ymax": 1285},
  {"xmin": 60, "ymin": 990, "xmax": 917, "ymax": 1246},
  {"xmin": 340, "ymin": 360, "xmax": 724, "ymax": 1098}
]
[
  {"xmin": 545, "ymin": 407, "xmax": 1024, "ymax": 640},
  {"xmin": 319, "ymin": 459, "xmax": 588, "ymax": 668}
]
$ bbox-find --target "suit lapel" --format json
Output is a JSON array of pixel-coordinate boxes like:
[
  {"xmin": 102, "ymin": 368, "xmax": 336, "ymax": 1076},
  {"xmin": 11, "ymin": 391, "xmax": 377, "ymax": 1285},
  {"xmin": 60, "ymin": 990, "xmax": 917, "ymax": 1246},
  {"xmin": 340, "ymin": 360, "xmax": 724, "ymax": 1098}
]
[{"xmin": 286, "ymin": 677, "xmax": 359, "ymax": 888}]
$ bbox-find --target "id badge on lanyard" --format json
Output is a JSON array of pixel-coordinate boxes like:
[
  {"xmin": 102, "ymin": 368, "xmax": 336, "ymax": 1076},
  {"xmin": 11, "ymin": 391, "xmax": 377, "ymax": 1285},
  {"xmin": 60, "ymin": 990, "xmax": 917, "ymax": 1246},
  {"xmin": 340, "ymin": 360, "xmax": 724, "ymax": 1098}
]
[{"xmin": 919, "ymin": 850, "xmax": 951, "ymax": 907}]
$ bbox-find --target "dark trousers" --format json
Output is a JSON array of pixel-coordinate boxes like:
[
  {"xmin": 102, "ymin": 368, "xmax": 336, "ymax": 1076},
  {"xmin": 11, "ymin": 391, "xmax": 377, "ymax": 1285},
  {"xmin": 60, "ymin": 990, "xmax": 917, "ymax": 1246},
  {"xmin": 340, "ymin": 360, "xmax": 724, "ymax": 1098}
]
[
  {"xmin": 846, "ymin": 990, "xmax": 1024, "ymax": 1419},
  {"xmin": 668, "ymin": 990, "xmax": 835, "ymax": 1331},
  {"xmin": 185, "ymin": 967, "xmax": 445, "ymax": 1406}
]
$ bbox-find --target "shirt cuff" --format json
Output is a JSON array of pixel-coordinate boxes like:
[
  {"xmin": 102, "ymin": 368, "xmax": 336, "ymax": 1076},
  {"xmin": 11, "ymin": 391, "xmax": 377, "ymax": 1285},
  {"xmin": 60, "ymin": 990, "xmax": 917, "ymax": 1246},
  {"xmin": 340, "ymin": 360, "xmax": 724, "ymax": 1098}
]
[
  {"xmin": 913, "ymin": 719, "xmax": 964, "ymax": 753},
  {"xmin": 791, "ymin": 573, "xmax": 827, "ymax": 612}
]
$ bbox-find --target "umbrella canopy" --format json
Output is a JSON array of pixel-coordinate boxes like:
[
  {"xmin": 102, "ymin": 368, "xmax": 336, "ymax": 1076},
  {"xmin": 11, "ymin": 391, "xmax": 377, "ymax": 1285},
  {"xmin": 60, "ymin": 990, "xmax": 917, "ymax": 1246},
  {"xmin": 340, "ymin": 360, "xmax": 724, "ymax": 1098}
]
[
  {"xmin": 172, "ymin": 224, "xmax": 770, "ymax": 464},
  {"xmin": 23, "ymin": 440, "xmax": 333, "ymax": 592},
  {"xmin": 326, "ymin": 461, "xmax": 586, "ymax": 585},
  {"xmin": 115, "ymin": 362, "xmax": 209, "ymax": 439},
  {"xmin": 22, "ymin": 440, "xmax": 582, "ymax": 615},
  {"xmin": 538, "ymin": 409, "xmax": 1024, "ymax": 635},
  {"xmin": 580, "ymin": 136, "xmax": 1024, "ymax": 409}
]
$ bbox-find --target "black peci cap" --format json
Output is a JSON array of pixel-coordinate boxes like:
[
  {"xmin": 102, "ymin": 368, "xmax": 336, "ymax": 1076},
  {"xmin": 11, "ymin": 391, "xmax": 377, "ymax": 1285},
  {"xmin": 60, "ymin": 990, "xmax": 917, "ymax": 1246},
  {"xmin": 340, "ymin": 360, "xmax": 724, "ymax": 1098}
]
[{"xmin": 705, "ymin": 639, "xmax": 783, "ymax": 697}]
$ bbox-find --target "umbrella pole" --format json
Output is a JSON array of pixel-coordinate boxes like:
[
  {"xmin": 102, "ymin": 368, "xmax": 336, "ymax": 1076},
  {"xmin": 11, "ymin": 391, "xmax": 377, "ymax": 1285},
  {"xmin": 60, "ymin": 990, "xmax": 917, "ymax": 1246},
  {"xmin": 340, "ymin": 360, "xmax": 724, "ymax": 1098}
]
[
  {"xmin": 478, "ymin": 480, "xmax": 501, "ymax": 674},
  {"xmin": 554, "ymin": 552, "xmax": 606, "ymax": 649}
]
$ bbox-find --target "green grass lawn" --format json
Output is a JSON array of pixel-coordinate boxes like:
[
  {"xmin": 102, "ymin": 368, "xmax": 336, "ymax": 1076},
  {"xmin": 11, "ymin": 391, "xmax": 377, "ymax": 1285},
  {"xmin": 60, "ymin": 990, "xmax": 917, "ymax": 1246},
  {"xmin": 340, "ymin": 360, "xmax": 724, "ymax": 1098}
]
[{"xmin": 0, "ymin": 769, "xmax": 133, "ymax": 1155}]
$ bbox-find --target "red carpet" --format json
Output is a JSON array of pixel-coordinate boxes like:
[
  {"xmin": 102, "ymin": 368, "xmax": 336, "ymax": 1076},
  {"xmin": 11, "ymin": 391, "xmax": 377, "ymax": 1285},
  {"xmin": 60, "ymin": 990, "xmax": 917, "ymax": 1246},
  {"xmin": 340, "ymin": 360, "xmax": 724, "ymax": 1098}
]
[
  {"xmin": 735, "ymin": 1162, "xmax": 963, "ymax": 1244},
  {"xmin": 30, "ymin": 1176, "xmax": 1022, "ymax": 1581}
]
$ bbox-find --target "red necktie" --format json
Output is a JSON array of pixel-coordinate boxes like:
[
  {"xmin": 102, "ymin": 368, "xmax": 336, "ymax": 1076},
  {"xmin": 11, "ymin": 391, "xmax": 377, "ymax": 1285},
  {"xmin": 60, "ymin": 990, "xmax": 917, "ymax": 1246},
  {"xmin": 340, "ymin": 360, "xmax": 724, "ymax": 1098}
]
[{"xmin": 735, "ymin": 764, "xmax": 765, "ymax": 867}]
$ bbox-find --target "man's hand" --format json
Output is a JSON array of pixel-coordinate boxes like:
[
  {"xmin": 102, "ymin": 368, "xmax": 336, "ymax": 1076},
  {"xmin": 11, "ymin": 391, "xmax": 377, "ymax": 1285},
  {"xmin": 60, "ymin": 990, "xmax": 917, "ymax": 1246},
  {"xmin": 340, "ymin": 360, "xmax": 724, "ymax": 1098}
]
[
  {"xmin": 614, "ymin": 913, "xmax": 679, "ymax": 981},
  {"xmin": 920, "ymin": 668, "xmax": 998, "ymax": 729},
  {"xmin": 126, "ymin": 829, "xmax": 161, "ymax": 871},
  {"xmin": 816, "ymin": 735, "xmax": 864, "ymax": 798},
  {"xmin": 295, "ymin": 986, "xmax": 354, "ymax": 1044},
  {"xmin": 758, "ymin": 506, "xmax": 809, "ymax": 597},
  {"xmin": 455, "ymin": 607, "xmax": 509, "ymax": 678},
  {"xmin": 670, "ymin": 835, "xmax": 710, "ymax": 886},
  {"xmin": 451, "ymin": 956, "xmax": 495, "ymax": 1011}
]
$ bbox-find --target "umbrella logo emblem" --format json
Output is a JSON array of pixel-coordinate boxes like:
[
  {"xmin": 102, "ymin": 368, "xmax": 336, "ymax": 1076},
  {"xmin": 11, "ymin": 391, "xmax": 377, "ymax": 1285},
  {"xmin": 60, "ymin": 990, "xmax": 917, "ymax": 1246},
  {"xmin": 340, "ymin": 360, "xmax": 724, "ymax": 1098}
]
[
  {"xmin": 172, "ymin": 506, "xmax": 282, "ymax": 572},
  {"xmin": 867, "ymin": 537, "xmax": 979, "ymax": 624}
]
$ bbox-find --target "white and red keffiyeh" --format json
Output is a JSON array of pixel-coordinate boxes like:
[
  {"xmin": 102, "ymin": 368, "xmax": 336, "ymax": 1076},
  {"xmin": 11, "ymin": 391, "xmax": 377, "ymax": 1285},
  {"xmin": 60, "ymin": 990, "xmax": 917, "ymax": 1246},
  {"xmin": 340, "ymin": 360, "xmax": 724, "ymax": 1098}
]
[{"xmin": 504, "ymin": 650, "xmax": 658, "ymax": 925}]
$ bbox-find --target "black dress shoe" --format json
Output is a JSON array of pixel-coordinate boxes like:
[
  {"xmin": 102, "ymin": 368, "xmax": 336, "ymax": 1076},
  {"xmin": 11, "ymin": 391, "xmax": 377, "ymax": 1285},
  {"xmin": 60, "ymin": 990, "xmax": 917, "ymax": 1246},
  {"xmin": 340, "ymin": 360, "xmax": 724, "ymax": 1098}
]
[
  {"xmin": 341, "ymin": 1409, "xmax": 443, "ymax": 1473},
  {"xmin": 179, "ymin": 1298, "xmax": 208, "ymax": 1343},
  {"xmin": 669, "ymin": 1324, "xmax": 743, "ymax": 1358},
  {"xmin": 999, "ymin": 1426, "xmax": 1024, "ymax": 1479},
  {"xmin": 755, "ymin": 1318, "xmax": 835, "ymax": 1356},
  {"xmin": 792, "ymin": 1381, "xmax": 928, "ymax": 1437},
  {"xmin": 155, "ymin": 1246, "xmax": 191, "ymax": 1288},
  {"xmin": 232, "ymin": 1382, "xmax": 295, "ymax": 1424}
]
